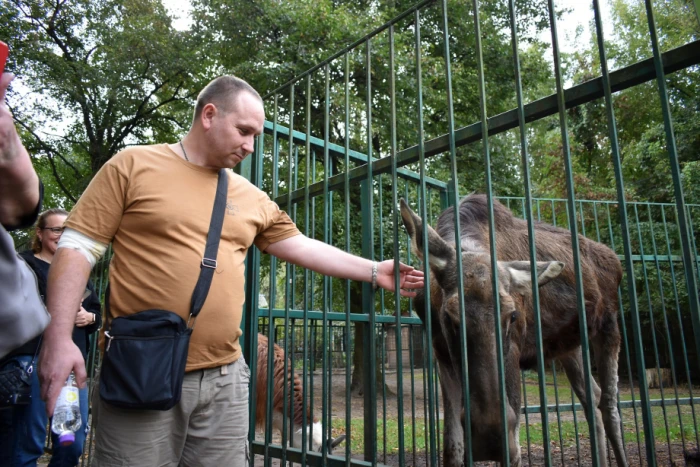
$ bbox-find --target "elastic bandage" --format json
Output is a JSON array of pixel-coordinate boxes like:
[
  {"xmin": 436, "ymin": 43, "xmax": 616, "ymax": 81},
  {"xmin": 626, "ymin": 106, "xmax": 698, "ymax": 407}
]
[{"xmin": 57, "ymin": 228, "xmax": 108, "ymax": 268}]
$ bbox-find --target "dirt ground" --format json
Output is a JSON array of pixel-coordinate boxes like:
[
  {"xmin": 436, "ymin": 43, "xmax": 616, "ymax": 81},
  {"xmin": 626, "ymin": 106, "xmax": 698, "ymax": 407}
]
[{"xmin": 252, "ymin": 368, "xmax": 700, "ymax": 466}]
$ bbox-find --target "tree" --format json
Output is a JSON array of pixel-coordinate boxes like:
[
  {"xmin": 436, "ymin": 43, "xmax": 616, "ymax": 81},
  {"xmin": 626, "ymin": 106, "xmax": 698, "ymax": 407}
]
[
  {"xmin": 536, "ymin": 0, "xmax": 700, "ymax": 203},
  {"xmin": 0, "ymin": 0, "xmax": 202, "ymax": 204}
]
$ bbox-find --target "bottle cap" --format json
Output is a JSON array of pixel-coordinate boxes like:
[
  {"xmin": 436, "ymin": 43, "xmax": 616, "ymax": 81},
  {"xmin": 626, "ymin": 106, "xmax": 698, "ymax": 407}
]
[{"xmin": 58, "ymin": 432, "xmax": 75, "ymax": 446}]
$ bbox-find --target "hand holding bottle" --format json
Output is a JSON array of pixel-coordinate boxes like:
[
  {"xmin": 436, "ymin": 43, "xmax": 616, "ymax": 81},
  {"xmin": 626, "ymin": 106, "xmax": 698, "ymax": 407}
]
[{"xmin": 51, "ymin": 372, "xmax": 82, "ymax": 446}]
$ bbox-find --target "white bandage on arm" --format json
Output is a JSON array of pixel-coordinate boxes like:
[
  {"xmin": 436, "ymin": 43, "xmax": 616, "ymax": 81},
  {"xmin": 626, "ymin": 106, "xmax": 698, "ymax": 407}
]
[{"xmin": 57, "ymin": 228, "xmax": 109, "ymax": 268}]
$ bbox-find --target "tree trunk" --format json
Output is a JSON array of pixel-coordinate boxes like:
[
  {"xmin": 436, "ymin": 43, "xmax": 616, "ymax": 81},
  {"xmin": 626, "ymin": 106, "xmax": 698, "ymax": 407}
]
[{"xmin": 349, "ymin": 283, "xmax": 396, "ymax": 397}]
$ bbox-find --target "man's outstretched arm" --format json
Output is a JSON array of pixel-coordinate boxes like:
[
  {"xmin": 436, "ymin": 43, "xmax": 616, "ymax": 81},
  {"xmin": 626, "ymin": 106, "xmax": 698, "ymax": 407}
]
[
  {"xmin": 39, "ymin": 247, "xmax": 92, "ymax": 415},
  {"xmin": 265, "ymin": 234, "xmax": 424, "ymax": 297}
]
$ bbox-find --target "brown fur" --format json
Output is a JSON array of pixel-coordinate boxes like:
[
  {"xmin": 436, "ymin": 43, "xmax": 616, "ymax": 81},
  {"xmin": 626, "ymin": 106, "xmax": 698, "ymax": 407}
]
[
  {"xmin": 255, "ymin": 333, "xmax": 317, "ymax": 430},
  {"xmin": 401, "ymin": 194, "xmax": 628, "ymax": 467}
]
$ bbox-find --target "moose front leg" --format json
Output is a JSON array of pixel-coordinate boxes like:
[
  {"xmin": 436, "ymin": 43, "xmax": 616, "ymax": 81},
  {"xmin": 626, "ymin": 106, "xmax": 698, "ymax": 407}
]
[{"xmin": 438, "ymin": 364, "xmax": 465, "ymax": 467}]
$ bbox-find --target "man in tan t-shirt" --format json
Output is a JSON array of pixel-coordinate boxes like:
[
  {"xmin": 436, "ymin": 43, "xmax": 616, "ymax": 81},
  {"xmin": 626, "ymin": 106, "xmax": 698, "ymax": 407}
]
[{"xmin": 38, "ymin": 76, "xmax": 424, "ymax": 466}]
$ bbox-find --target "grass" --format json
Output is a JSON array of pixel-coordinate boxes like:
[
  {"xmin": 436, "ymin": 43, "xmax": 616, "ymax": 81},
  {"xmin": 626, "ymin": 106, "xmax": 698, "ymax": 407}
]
[
  {"xmin": 331, "ymin": 418, "xmax": 444, "ymax": 454},
  {"xmin": 521, "ymin": 408, "xmax": 698, "ymax": 447},
  {"xmin": 330, "ymin": 408, "xmax": 698, "ymax": 454},
  {"xmin": 325, "ymin": 371, "xmax": 700, "ymax": 454}
]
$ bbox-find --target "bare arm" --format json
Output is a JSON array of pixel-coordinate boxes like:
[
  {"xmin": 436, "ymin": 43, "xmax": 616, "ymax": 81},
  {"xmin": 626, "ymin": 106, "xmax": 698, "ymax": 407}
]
[
  {"xmin": 0, "ymin": 73, "xmax": 40, "ymax": 227},
  {"xmin": 39, "ymin": 247, "xmax": 92, "ymax": 415},
  {"xmin": 265, "ymin": 234, "xmax": 424, "ymax": 297}
]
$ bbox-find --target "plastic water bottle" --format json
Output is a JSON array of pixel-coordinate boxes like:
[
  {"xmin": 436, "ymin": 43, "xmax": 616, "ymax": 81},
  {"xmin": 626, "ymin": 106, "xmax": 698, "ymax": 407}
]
[{"xmin": 51, "ymin": 373, "xmax": 82, "ymax": 446}]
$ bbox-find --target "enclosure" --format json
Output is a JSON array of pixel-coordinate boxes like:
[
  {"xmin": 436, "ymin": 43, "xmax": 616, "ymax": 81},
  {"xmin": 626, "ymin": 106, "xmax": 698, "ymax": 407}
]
[
  {"xmin": 67, "ymin": 0, "xmax": 700, "ymax": 466},
  {"xmin": 237, "ymin": 0, "xmax": 700, "ymax": 466}
]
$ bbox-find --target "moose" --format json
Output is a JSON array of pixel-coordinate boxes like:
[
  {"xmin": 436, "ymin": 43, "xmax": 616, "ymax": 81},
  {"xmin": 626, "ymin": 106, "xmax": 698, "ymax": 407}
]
[
  {"xmin": 255, "ymin": 334, "xmax": 346, "ymax": 453},
  {"xmin": 400, "ymin": 194, "xmax": 628, "ymax": 467}
]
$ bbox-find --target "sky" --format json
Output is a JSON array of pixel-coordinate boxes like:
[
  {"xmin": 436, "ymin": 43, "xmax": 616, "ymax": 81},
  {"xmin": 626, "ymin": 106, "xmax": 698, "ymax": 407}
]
[{"xmin": 160, "ymin": 0, "xmax": 614, "ymax": 55}]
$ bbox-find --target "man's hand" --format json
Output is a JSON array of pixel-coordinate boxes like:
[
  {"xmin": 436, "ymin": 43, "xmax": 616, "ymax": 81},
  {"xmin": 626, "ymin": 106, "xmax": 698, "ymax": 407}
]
[
  {"xmin": 375, "ymin": 260, "xmax": 425, "ymax": 298},
  {"xmin": 0, "ymin": 73, "xmax": 21, "ymax": 165},
  {"xmin": 0, "ymin": 72, "xmax": 40, "ymax": 226},
  {"xmin": 38, "ymin": 334, "xmax": 87, "ymax": 416},
  {"xmin": 75, "ymin": 307, "xmax": 94, "ymax": 327}
]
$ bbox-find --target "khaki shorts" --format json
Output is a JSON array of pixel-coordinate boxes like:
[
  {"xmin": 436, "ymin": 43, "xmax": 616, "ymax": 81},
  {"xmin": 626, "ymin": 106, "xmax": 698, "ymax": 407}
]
[{"xmin": 92, "ymin": 357, "xmax": 250, "ymax": 467}]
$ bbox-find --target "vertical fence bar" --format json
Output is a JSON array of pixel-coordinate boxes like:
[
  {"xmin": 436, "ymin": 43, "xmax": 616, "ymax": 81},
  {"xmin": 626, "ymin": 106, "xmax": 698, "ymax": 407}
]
[
  {"xmin": 343, "ymin": 51, "xmax": 352, "ymax": 467},
  {"xmin": 283, "ymin": 83, "xmax": 296, "ymax": 458},
  {"xmin": 571, "ymin": 382, "xmax": 582, "ymax": 466},
  {"xmin": 361, "ymin": 37, "xmax": 378, "ymax": 466},
  {"xmin": 551, "ymin": 363, "xmax": 566, "ymax": 465},
  {"xmin": 263, "ymin": 96, "xmax": 280, "ymax": 467},
  {"xmin": 378, "ymin": 173, "xmax": 387, "ymax": 464},
  {"xmin": 414, "ymin": 10, "xmax": 439, "ymax": 465},
  {"xmin": 300, "ymin": 74, "xmax": 313, "ymax": 466},
  {"xmin": 507, "ymin": 0, "xmax": 553, "ymax": 463},
  {"xmin": 321, "ymin": 63, "xmax": 331, "ymax": 464},
  {"xmin": 546, "ymin": 1, "xmax": 601, "ymax": 463},
  {"xmin": 245, "ymin": 127, "xmax": 265, "ymax": 464},
  {"xmin": 406, "ymin": 183, "xmax": 418, "ymax": 467},
  {"xmin": 521, "ymin": 372, "xmax": 533, "ymax": 466},
  {"xmin": 470, "ymin": 0, "xmax": 510, "ymax": 463},
  {"xmin": 309, "ymin": 148, "xmax": 317, "ymax": 450},
  {"xmin": 388, "ymin": 23, "xmax": 407, "ymax": 466},
  {"xmin": 591, "ymin": 0, "xmax": 656, "ymax": 463},
  {"xmin": 438, "ymin": 0, "xmax": 472, "ymax": 464}
]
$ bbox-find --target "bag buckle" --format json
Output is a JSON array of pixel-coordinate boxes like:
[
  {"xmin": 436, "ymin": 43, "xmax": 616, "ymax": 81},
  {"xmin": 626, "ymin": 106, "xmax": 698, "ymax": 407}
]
[
  {"xmin": 187, "ymin": 314, "xmax": 197, "ymax": 329},
  {"xmin": 201, "ymin": 258, "xmax": 217, "ymax": 269},
  {"xmin": 105, "ymin": 331, "xmax": 113, "ymax": 351}
]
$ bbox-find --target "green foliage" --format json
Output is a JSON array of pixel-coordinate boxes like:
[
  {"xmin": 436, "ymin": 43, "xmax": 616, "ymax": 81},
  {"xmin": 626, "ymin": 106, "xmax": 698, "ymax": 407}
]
[
  {"xmin": 1, "ymin": 0, "xmax": 202, "ymax": 202},
  {"xmin": 554, "ymin": 0, "xmax": 700, "ymax": 203}
]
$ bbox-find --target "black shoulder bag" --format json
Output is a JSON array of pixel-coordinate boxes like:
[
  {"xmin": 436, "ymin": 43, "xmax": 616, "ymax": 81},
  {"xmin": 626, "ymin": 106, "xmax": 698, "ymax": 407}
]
[{"xmin": 99, "ymin": 169, "xmax": 228, "ymax": 411}]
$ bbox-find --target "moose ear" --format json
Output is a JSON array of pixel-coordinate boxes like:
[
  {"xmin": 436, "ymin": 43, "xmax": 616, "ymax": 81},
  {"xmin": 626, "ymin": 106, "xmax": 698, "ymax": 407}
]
[
  {"xmin": 400, "ymin": 199, "xmax": 454, "ymax": 271},
  {"xmin": 501, "ymin": 260, "xmax": 565, "ymax": 294}
]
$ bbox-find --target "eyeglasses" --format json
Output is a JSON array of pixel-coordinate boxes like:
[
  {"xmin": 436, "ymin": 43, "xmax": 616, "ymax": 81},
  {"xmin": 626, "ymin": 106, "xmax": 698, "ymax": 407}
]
[{"xmin": 42, "ymin": 227, "xmax": 65, "ymax": 235}]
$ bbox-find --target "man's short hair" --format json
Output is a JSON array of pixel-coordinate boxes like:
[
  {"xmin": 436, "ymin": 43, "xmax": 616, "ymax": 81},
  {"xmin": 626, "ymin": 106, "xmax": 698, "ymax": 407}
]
[{"xmin": 193, "ymin": 76, "xmax": 262, "ymax": 122}]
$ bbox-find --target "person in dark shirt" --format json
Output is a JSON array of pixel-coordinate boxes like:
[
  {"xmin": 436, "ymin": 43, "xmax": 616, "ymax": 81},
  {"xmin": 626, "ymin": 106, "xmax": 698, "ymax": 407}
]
[{"xmin": 1, "ymin": 208, "xmax": 101, "ymax": 466}]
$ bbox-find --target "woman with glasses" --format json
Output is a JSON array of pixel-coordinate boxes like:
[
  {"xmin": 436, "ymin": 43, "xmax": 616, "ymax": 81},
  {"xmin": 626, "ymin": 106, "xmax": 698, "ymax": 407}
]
[{"xmin": 1, "ymin": 208, "xmax": 101, "ymax": 466}]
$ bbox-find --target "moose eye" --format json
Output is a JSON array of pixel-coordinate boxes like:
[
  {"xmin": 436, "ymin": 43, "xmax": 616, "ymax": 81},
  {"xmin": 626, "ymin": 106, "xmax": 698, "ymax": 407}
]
[{"xmin": 510, "ymin": 311, "xmax": 518, "ymax": 323}]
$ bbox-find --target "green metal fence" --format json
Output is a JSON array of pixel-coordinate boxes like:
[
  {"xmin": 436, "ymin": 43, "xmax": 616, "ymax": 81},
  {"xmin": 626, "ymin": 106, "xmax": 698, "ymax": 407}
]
[
  {"xmin": 61, "ymin": 1, "xmax": 700, "ymax": 466},
  {"xmin": 239, "ymin": 0, "xmax": 700, "ymax": 466}
]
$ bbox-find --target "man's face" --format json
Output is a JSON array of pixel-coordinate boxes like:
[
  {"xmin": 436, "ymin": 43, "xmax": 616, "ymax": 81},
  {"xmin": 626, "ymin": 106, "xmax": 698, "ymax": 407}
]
[{"xmin": 207, "ymin": 92, "xmax": 265, "ymax": 169}]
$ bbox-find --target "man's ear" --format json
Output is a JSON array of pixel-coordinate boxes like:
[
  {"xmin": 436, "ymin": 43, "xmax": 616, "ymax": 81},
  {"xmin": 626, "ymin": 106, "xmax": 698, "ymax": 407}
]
[{"xmin": 200, "ymin": 103, "xmax": 217, "ymax": 130}]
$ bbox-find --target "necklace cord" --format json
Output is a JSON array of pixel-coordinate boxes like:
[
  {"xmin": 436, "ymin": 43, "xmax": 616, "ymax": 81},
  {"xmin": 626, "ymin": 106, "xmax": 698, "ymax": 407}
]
[{"xmin": 179, "ymin": 141, "xmax": 189, "ymax": 162}]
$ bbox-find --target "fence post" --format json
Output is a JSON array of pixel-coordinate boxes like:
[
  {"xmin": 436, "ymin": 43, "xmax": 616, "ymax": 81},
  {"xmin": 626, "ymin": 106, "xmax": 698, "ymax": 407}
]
[
  {"xmin": 243, "ymin": 136, "xmax": 264, "ymax": 451},
  {"xmin": 361, "ymin": 175, "xmax": 378, "ymax": 463}
]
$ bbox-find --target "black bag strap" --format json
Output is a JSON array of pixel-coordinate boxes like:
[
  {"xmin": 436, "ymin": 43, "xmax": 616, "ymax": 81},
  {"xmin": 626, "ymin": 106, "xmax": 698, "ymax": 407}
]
[
  {"xmin": 105, "ymin": 169, "xmax": 229, "ymax": 328},
  {"xmin": 188, "ymin": 168, "xmax": 228, "ymax": 323},
  {"xmin": 29, "ymin": 336, "xmax": 41, "ymax": 371}
]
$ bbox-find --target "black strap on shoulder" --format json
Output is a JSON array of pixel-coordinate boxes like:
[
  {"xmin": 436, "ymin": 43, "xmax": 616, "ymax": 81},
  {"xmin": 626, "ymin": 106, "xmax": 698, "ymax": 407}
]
[
  {"xmin": 188, "ymin": 169, "xmax": 229, "ymax": 322},
  {"xmin": 105, "ymin": 169, "xmax": 228, "ymax": 328}
]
